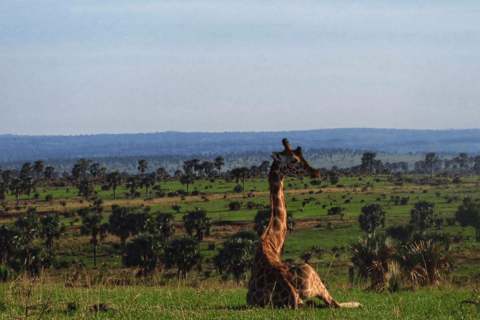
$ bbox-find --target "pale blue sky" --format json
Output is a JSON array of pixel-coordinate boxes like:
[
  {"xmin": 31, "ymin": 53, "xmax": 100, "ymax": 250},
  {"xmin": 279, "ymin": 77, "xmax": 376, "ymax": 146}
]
[{"xmin": 1, "ymin": 0, "xmax": 479, "ymax": 135}]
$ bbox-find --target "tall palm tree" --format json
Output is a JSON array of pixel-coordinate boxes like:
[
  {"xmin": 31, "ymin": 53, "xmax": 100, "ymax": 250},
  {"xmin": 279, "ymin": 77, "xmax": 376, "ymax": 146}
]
[
  {"xmin": 138, "ymin": 159, "xmax": 148, "ymax": 175},
  {"xmin": 44, "ymin": 166, "xmax": 55, "ymax": 180},
  {"xmin": 89, "ymin": 163, "xmax": 100, "ymax": 178},
  {"xmin": 9, "ymin": 178, "xmax": 23, "ymax": 206},
  {"xmin": 214, "ymin": 156, "xmax": 225, "ymax": 174},
  {"xmin": 33, "ymin": 161, "xmax": 44, "ymax": 180},
  {"xmin": 76, "ymin": 158, "xmax": 92, "ymax": 179},
  {"xmin": 156, "ymin": 167, "xmax": 167, "ymax": 181},
  {"xmin": 106, "ymin": 171, "xmax": 122, "ymax": 200},
  {"xmin": 81, "ymin": 213, "xmax": 108, "ymax": 268},
  {"xmin": 0, "ymin": 182, "xmax": 8, "ymax": 205}
]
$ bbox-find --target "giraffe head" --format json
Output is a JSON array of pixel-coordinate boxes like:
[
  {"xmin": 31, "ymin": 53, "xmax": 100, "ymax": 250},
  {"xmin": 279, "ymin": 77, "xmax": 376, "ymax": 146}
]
[{"xmin": 270, "ymin": 138, "xmax": 321, "ymax": 179}]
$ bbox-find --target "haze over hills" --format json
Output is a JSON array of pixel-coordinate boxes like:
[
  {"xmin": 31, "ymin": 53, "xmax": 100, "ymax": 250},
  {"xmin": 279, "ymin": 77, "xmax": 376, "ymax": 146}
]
[{"xmin": 1, "ymin": 129, "xmax": 480, "ymax": 163}]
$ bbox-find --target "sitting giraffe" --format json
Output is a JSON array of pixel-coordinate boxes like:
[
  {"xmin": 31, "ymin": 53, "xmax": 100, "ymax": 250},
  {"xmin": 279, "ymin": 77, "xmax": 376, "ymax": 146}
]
[{"xmin": 246, "ymin": 139, "xmax": 362, "ymax": 309}]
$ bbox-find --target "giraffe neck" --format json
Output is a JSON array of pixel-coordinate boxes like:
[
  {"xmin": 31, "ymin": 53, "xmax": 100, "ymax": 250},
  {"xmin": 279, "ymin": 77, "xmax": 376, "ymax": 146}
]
[{"xmin": 261, "ymin": 161, "xmax": 287, "ymax": 257}]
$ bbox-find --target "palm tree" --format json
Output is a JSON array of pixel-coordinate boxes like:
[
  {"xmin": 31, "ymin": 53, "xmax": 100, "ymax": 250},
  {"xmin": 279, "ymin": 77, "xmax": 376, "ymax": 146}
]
[
  {"xmin": 156, "ymin": 167, "xmax": 167, "ymax": 181},
  {"xmin": 140, "ymin": 174, "xmax": 155, "ymax": 197},
  {"xmin": 163, "ymin": 236, "xmax": 202, "ymax": 280},
  {"xmin": 0, "ymin": 182, "xmax": 8, "ymax": 205},
  {"xmin": 14, "ymin": 207, "xmax": 41, "ymax": 245},
  {"xmin": 44, "ymin": 166, "xmax": 55, "ymax": 180},
  {"xmin": 76, "ymin": 158, "xmax": 92, "ymax": 179},
  {"xmin": 138, "ymin": 159, "xmax": 148, "ymax": 175},
  {"xmin": 40, "ymin": 214, "xmax": 64, "ymax": 253},
  {"xmin": 201, "ymin": 161, "xmax": 214, "ymax": 176},
  {"xmin": 126, "ymin": 176, "xmax": 139, "ymax": 197},
  {"xmin": 214, "ymin": 156, "xmax": 225, "ymax": 175},
  {"xmin": 109, "ymin": 206, "xmax": 147, "ymax": 267},
  {"xmin": 358, "ymin": 204, "xmax": 386, "ymax": 236},
  {"xmin": 33, "ymin": 161, "xmax": 44, "ymax": 180},
  {"xmin": 20, "ymin": 162, "xmax": 32, "ymax": 180},
  {"xmin": 180, "ymin": 173, "xmax": 195, "ymax": 193},
  {"xmin": 106, "ymin": 171, "xmax": 122, "ymax": 200},
  {"xmin": 182, "ymin": 207, "xmax": 211, "ymax": 242},
  {"xmin": 1, "ymin": 170, "xmax": 12, "ymax": 183},
  {"xmin": 78, "ymin": 179, "xmax": 94, "ymax": 199},
  {"xmin": 81, "ymin": 213, "xmax": 108, "ymax": 268},
  {"xmin": 22, "ymin": 178, "xmax": 36, "ymax": 200},
  {"xmin": 9, "ymin": 178, "xmax": 23, "ymax": 206},
  {"xmin": 89, "ymin": 163, "xmax": 100, "ymax": 178}
]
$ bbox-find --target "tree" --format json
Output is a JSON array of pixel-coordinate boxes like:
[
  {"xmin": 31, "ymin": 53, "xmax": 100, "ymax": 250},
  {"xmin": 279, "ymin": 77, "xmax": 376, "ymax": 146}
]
[
  {"xmin": 78, "ymin": 179, "xmax": 94, "ymax": 199},
  {"xmin": 214, "ymin": 156, "xmax": 225, "ymax": 174},
  {"xmin": 76, "ymin": 158, "xmax": 92, "ymax": 179},
  {"xmin": 40, "ymin": 214, "xmax": 64, "ymax": 253},
  {"xmin": 146, "ymin": 212, "xmax": 176, "ymax": 238},
  {"xmin": 455, "ymin": 153, "xmax": 469, "ymax": 173},
  {"xmin": 124, "ymin": 233, "xmax": 164, "ymax": 275},
  {"xmin": 259, "ymin": 160, "xmax": 270, "ymax": 175},
  {"xmin": 410, "ymin": 201, "xmax": 436, "ymax": 231},
  {"xmin": 156, "ymin": 167, "xmax": 168, "ymax": 181},
  {"xmin": 0, "ymin": 182, "xmax": 8, "ymax": 205},
  {"xmin": 231, "ymin": 167, "xmax": 248, "ymax": 189},
  {"xmin": 109, "ymin": 206, "xmax": 147, "ymax": 266},
  {"xmin": 14, "ymin": 207, "xmax": 41, "ymax": 245},
  {"xmin": 425, "ymin": 152, "xmax": 441, "ymax": 177},
  {"xmin": 180, "ymin": 173, "xmax": 195, "ymax": 193},
  {"xmin": 71, "ymin": 163, "xmax": 82, "ymax": 180},
  {"xmin": 33, "ymin": 160, "xmax": 44, "ymax": 180},
  {"xmin": 0, "ymin": 225, "xmax": 19, "ymax": 264},
  {"xmin": 140, "ymin": 174, "xmax": 155, "ymax": 197},
  {"xmin": 182, "ymin": 160, "xmax": 195, "ymax": 175},
  {"xmin": 253, "ymin": 209, "xmax": 295, "ymax": 237},
  {"xmin": 1, "ymin": 170, "xmax": 12, "ymax": 183},
  {"xmin": 214, "ymin": 231, "xmax": 259, "ymax": 282},
  {"xmin": 126, "ymin": 176, "xmax": 139, "ymax": 197},
  {"xmin": 138, "ymin": 159, "xmax": 148, "ymax": 175},
  {"xmin": 201, "ymin": 161, "xmax": 214, "ymax": 176},
  {"xmin": 456, "ymin": 202, "xmax": 480, "ymax": 242},
  {"xmin": 358, "ymin": 204, "xmax": 386, "ymax": 235},
  {"xmin": 163, "ymin": 236, "xmax": 202, "ymax": 279},
  {"xmin": 89, "ymin": 163, "xmax": 100, "ymax": 178},
  {"xmin": 106, "ymin": 171, "xmax": 122, "ymax": 200},
  {"xmin": 81, "ymin": 213, "xmax": 108, "ymax": 268},
  {"xmin": 22, "ymin": 178, "xmax": 36, "ymax": 200},
  {"xmin": 9, "ymin": 178, "xmax": 23, "ymax": 206},
  {"xmin": 20, "ymin": 162, "xmax": 32, "ymax": 180},
  {"xmin": 473, "ymin": 156, "xmax": 480, "ymax": 175},
  {"xmin": 44, "ymin": 166, "xmax": 55, "ymax": 180},
  {"xmin": 361, "ymin": 152, "xmax": 377, "ymax": 173},
  {"xmin": 182, "ymin": 207, "xmax": 211, "ymax": 242}
]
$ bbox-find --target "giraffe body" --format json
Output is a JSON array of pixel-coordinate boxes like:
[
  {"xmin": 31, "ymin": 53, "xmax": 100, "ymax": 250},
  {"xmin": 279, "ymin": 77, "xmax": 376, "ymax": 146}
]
[{"xmin": 247, "ymin": 139, "xmax": 362, "ymax": 309}]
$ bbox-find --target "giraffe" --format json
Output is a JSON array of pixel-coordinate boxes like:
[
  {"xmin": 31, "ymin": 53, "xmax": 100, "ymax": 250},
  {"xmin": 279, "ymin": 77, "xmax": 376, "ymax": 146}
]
[{"xmin": 246, "ymin": 138, "xmax": 362, "ymax": 309}]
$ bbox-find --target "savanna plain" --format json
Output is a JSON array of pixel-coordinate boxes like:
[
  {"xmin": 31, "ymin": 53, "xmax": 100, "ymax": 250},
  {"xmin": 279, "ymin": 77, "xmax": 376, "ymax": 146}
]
[{"xmin": 0, "ymin": 172, "xmax": 479, "ymax": 319}]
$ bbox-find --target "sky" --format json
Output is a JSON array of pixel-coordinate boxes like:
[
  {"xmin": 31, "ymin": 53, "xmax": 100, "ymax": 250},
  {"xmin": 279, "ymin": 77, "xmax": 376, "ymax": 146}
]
[{"xmin": 1, "ymin": 0, "xmax": 479, "ymax": 136}]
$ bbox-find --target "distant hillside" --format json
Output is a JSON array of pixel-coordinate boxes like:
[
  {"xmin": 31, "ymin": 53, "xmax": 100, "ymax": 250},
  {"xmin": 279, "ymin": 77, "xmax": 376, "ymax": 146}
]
[{"xmin": 1, "ymin": 129, "xmax": 479, "ymax": 163}]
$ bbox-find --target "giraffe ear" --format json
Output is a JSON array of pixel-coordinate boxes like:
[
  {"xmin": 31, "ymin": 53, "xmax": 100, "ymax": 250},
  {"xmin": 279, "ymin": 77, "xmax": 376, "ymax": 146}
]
[{"xmin": 271, "ymin": 152, "xmax": 280, "ymax": 161}]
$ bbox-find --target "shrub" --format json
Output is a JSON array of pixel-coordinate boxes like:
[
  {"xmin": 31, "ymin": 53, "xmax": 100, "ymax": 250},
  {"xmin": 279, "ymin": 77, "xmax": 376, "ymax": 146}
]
[
  {"xmin": 229, "ymin": 201, "xmax": 242, "ymax": 211},
  {"xmin": 233, "ymin": 184, "xmax": 244, "ymax": 193},
  {"xmin": 45, "ymin": 194, "xmax": 53, "ymax": 202},
  {"xmin": 125, "ymin": 233, "xmax": 164, "ymax": 275},
  {"xmin": 327, "ymin": 206, "xmax": 343, "ymax": 216},
  {"xmin": 163, "ymin": 236, "xmax": 202, "ymax": 279}
]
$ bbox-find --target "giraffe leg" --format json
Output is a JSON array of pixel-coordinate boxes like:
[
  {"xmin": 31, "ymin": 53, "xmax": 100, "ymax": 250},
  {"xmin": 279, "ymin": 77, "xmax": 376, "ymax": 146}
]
[{"xmin": 288, "ymin": 264, "xmax": 340, "ymax": 308}]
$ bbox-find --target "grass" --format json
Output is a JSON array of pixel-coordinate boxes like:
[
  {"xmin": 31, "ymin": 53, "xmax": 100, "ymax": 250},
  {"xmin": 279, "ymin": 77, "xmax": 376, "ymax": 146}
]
[
  {"xmin": 1, "ymin": 173, "xmax": 480, "ymax": 318},
  {"xmin": 0, "ymin": 279, "xmax": 478, "ymax": 319}
]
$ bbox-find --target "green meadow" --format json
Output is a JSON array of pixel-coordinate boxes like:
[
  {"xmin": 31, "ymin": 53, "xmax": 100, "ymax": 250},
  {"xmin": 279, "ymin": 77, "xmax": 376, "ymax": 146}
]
[{"xmin": 0, "ymin": 173, "xmax": 479, "ymax": 319}]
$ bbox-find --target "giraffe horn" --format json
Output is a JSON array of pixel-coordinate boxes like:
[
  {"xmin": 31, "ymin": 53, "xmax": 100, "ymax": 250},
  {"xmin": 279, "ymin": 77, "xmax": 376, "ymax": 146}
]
[{"xmin": 282, "ymin": 138, "xmax": 293, "ymax": 151}]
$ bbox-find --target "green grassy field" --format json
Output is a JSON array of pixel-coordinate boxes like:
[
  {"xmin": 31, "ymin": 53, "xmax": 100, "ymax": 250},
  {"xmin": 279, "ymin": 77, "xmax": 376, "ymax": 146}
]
[{"xmin": 1, "ymin": 173, "xmax": 480, "ymax": 319}]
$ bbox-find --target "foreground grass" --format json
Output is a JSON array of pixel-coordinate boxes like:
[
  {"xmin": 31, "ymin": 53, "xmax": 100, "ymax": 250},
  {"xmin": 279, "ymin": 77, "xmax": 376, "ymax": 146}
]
[{"xmin": 0, "ymin": 279, "xmax": 478, "ymax": 319}]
